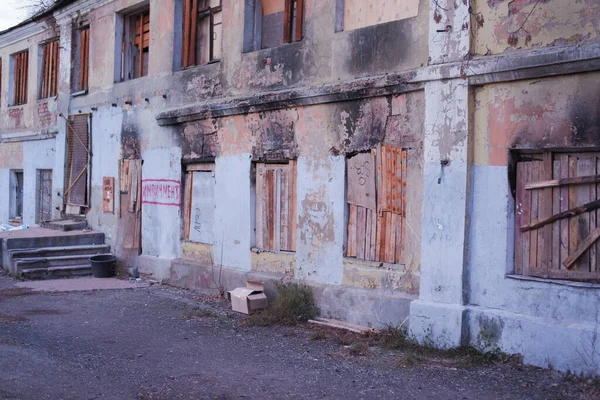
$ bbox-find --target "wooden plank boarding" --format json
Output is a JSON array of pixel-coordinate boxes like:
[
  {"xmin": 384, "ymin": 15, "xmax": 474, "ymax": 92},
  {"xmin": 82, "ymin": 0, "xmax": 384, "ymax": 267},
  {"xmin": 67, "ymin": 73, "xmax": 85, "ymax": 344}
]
[
  {"xmin": 563, "ymin": 225, "xmax": 600, "ymax": 270},
  {"xmin": 529, "ymin": 162, "xmax": 539, "ymax": 272},
  {"xmin": 538, "ymin": 153, "xmax": 552, "ymax": 270},
  {"xmin": 559, "ymin": 154, "xmax": 569, "ymax": 269},
  {"xmin": 525, "ymin": 174, "xmax": 600, "ymax": 190},
  {"xmin": 290, "ymin": 160, "xmax": 297, "ymax": 252},
  {"xmin": 356, "ymin": 206, "xmax": 366, "ymax": 260},
  {"xmin": 255, "ymin": 164, "xmax": 264, "ymax": 249},
  {"xmin": 514, "ymin": 161, "xmax": 527, "ymax": 274},
  {"xmin": 347, "ymin": 205, "xmax": 357, "ymax": 257},
  {"xmin": 520, "ymin": 199, "xmax": 600, "ymax": 233},
  {"xmin": 552, "ymin": 159, "xmax": 560, "ymax": 270},
  {"xmin": 347, "ymin": 152, "xmax": 377, "ymax": 210}
]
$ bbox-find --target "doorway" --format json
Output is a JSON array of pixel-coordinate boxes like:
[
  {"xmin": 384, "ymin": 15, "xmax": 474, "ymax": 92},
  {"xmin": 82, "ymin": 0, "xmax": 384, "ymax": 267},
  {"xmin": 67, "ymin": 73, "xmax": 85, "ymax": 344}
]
[
  {"xmin": 9, "ymin": 170, "xmax": 23, "ymax": 222},
  {"xmin": 36, "ymin": 169, "xmax": 53, "ymax": 224}
]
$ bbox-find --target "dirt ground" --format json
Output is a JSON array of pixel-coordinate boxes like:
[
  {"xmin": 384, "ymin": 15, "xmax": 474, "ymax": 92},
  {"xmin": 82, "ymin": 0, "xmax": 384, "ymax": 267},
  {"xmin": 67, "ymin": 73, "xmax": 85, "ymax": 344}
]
[{"xmin": 0, "ymin": 274, "xmax": 598, "ymax": 400}]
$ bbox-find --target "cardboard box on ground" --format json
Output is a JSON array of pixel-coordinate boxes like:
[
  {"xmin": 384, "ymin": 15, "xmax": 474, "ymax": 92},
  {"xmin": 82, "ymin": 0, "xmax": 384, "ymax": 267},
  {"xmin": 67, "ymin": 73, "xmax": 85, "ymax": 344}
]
[{"xmin": 227, "ymin": 281, "xmax": 268, "ymax": 314}]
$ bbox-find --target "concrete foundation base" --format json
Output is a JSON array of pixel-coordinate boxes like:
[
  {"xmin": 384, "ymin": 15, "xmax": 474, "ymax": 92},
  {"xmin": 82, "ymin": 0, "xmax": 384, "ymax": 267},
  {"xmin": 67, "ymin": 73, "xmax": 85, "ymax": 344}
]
[
  {"xmin": 409, "ymin": 300, "xmax": 467, "ymax": 348},
  {"xmin": 139, "ymin": 256, "xmax": 416, "ymax": 328},
  {"xmin": 468, "ymin": 305, "xmax": 600, "ymax": 375}
]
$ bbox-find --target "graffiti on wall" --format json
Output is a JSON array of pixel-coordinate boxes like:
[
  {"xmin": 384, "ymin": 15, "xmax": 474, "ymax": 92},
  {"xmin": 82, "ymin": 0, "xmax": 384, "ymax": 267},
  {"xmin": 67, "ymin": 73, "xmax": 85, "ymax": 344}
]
[{"xmin": 142, "ymin": 179, "xmax": 181, "ymax": 207}]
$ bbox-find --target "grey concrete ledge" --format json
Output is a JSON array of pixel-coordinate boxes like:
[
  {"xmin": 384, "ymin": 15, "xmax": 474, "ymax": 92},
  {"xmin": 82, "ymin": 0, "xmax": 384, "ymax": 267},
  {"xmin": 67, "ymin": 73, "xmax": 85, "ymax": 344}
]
[
  {"xmin": 156, "ymin": 42, "xmax": 600, "ymax": 125},
  {"xmin": 505, "ymin": 274, "xmax": 600, "ymax": 289}
]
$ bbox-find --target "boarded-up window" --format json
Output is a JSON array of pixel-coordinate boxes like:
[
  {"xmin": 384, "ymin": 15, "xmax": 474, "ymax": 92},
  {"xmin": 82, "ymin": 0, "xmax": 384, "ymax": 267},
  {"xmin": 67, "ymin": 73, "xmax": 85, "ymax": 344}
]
[
  {"xmin": 346, "ymin": 146, "xmax": 407, "ymax": 263},
  {"xmin": 118, "ymin": 8, "xmax": 150, "ymax": 81},
  {"xmin": 39, "ymin": 39, "xmax": 60, "ymax": 99},
  {"xmin": 11, "ymin": 50, "xmax": 28, "ymax": 106},
  {"xmin": 72, "ymin": 26, "xmax": 90, "ymax": 93},
  {"xmin": 181, "ymin": 0, "xmax": 222, "ymax": 68},
  {"xmin": 243, "ymin": 0, "xmax": 304, "ymax": 52},
  {"xmin": 255, "ymin": 161, "xmax": 297, "ymax": 252},
  {"xmin": 515, "ymin": 151, "xmax": 600, "ymax": 282},
  {"xmin": 183, "ymin": 163, "xmax": 215, "ymax": 244},
  {"xmin": 64, "ymin": 114, "xmax": 91, "ymax": 207},
  {"xmin": 119, "ymin": 159, "xmax": 142, "ymax": 251}
]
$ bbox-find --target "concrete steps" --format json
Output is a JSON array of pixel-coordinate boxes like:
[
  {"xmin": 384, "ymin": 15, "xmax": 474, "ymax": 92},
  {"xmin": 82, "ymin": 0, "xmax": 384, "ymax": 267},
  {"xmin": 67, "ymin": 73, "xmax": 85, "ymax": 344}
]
[
  {"xmin": 20, "ymin": 265, "xmax": 93, "ymax": 280},
  {"xmin": 41, "ymin": 219, "xmax": 88, "ymax": 231},
  {"xmin": 1, "ymin": 231, "xmax": 109, "ymax": 279}
]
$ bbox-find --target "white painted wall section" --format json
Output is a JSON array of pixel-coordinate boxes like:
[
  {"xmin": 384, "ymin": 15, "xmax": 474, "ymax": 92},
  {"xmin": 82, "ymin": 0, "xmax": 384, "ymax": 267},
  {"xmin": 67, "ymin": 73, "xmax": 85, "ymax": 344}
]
[
  {"xmin": 213, "ymin": 154, "xmax": 252, "ymax": 271},
  {"xmin": 295, "ymin": 155, "xmax": 345, "ymax": 285}
]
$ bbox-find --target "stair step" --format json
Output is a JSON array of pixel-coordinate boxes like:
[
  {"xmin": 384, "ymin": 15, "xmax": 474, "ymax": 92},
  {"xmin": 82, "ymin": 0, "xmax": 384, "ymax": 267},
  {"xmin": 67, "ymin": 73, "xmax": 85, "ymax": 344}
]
[
  {"xmin": 10, "ymin": 244, "xmax": 110, "ymax": 259},
  {"xmin": 19, "ymin": 265, "xmax": 92, "ymax": 280},
  {"xmin": 15, "ymin": 254, "xmax": 100, "ymax": 270},
  {"xmin": 41, "ymin": 219, "xmax": 88, "ymax": 231}
]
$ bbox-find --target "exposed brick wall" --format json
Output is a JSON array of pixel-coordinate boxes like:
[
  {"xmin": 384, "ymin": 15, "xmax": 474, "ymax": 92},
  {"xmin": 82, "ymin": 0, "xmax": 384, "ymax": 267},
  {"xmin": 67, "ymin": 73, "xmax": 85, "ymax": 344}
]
[
  {"xmin": 37, "ymin": 100, "xmax": 57, "ymax": 127},
  {"xmin": 8, "ymin": 107, "xmax": 24, "ymax": 130}
]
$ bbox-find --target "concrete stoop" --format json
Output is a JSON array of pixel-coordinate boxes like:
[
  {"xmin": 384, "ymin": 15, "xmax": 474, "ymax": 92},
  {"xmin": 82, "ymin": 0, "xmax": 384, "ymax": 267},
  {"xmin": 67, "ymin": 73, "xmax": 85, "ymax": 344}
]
[
  {"xmin": 41, "ymin": 219, "xmax": 88, "ymax": 231},
  {"xmin": 144, "ymin": 257, "xmax": 416, "ymax": 328},
  {"xmin": 1, "ymin": 232, "xmax": 108, "ymax": 279}
]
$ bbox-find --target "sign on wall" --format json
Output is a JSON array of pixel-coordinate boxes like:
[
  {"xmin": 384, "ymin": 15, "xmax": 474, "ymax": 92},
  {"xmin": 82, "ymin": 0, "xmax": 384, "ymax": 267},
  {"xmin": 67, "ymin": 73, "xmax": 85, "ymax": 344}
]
[
  {"xmin": 142, "ymin": 179, "xmax": 181, "ymax": 207},
  {"xmin": 102, "ymin": 177, "xmax": 114, "ymax": 213}
]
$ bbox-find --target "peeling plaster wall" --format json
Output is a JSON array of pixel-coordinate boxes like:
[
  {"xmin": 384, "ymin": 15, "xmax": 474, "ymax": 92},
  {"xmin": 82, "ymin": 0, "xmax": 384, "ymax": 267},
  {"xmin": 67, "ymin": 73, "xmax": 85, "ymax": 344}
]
[
  {"xmin": 474, "ymin": 72, "xmax": 600, "ymax": 166},
  {"xmin": 473, "ymin": 0, "xmax": 600, "ymax": 55},
  {"xmin": 180, "ymin": 92, "xmax": 425, "ymax": 291}
]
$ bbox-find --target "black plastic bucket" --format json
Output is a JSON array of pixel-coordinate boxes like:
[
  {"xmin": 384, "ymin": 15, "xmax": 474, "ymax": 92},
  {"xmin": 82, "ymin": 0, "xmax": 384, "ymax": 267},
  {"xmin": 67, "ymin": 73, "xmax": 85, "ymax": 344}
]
[{"xmin": 90, "ymin": 254, "xmax": 117, "ymax": 278}]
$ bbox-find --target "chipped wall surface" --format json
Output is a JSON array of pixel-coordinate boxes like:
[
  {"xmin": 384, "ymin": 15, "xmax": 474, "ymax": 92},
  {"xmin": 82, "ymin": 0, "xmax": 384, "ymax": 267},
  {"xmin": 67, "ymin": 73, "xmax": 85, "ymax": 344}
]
[
  {"xmin": 473, "ymin": 0, "xmax": 600, "ymax": 55},
  {"xmin": 251, "ymin": 250, "xmax": 296, "ymax": 276},
  {"xmin": 474, "ymin": 72, "xmax": 600, "ymax": 167},
  {"xmin": 343, "ymin": 0, "xmax": 420, "ymax": 31}
]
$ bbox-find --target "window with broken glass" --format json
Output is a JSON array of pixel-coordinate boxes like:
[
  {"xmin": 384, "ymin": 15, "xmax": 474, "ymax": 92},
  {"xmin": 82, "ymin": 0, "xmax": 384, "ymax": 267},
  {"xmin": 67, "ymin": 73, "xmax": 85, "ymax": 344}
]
[
  {"xmin": 346, "ymin": 145, "xmax": 407, "ymax": 264},
  {"xmin": 243, "ymin": 0, "xmax": 304, "ymax": 52},
  {"xmin": 10, "ymin": 50, "xmax": 29, "ymax": 106},
  {"xmin": 514, "ymin": 150, "xmax": 600, "ymax": 282},
  {"xmin": 117, "ymin": 8, "xmax": 150, "ymax": 81},
  {"xmin": 181, "ymin": 0, "xmax": 222, "ymax": 68},
  {"xmin": 39, "ymin": 38, "xmax": 60, "ymax": 99},
  {"xmin": 71, "ymin": 24, "xmax": 90, "ymax": 93}
]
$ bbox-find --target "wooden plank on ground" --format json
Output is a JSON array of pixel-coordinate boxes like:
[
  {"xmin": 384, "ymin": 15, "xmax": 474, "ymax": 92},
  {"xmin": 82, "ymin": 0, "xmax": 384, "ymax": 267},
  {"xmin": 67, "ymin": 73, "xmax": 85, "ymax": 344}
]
[{"xmin": 347, "ymin": 204, "xmax": 357, "ymax": 257}]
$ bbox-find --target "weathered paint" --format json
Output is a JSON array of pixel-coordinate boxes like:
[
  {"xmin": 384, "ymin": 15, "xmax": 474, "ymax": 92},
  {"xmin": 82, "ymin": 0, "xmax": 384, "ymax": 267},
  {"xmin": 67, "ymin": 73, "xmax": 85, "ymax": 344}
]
[
  {"xmin": 474, "ymin": 72, "xmax": 600, "ymax": 167},
  {"xmin": 473, "ymin": 0, "xmax": 600, "ymax": 55},
  {"xmin": 182, "ymin": 241, "xmax": 213, "ymax": 264},
  {"xmin": 251, "ymin": 250, "xmax": 296, "ymax": 276}
]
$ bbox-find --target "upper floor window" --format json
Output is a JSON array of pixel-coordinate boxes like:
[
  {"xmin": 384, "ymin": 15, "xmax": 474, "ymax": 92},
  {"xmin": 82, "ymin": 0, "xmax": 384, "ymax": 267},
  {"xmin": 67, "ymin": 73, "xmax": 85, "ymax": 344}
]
[
  {"xmin": 39, "ymin": 39, "xmax": 60, "ymax": 99},
  {"xmin": 115, "ymin": 5, "xmax": 150, "ymax": 82},
  {"xmin": 72, "ymin": 25, "xmax": 90, "ymax": 93},
  {"xmin": 10, "ymin": 50, "xmax": 29, "ymax": 106},
  {"xmin": 243, "ymin": 0, "xmax": 304, "ymax": 52},
  {"xmin": 181, "ymin": 0, "xmax": 222, "ymax": 69}
]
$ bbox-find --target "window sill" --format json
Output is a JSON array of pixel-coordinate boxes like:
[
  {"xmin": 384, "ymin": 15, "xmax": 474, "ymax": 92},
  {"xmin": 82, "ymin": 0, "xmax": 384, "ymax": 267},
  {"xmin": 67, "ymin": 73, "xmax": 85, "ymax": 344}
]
[
  {"xmin": 251, "ymin": 247, "xmax": 295, "ymax": 255},
  {"xmin": 71, "ymin": 89, "xmax": 88, "ymax": 97},
  {"xmin": 343, "ymin": 257, "xmax": 404, "ymax": 270},
  {"xmin": 505, "ymin": 274, "xmax": 600, "ymax": 289},
  {"xmin": 38, "ymin": 96, "xmax": 57, "ymax": 102},
  {"xmin": 8, "ymin": 103, "xmax": 26, "ymax": 108}
]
